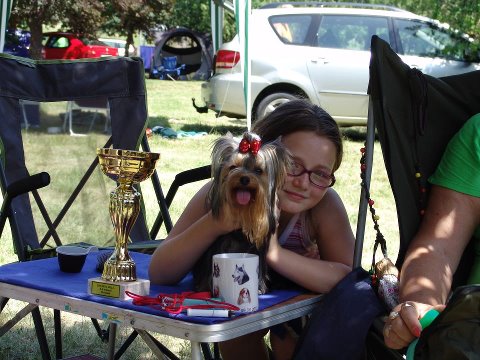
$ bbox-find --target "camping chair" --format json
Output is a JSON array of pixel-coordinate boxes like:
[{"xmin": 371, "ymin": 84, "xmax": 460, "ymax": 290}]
[
  {"xmin": 0, "ymin": 54, "xmax": 215, "ymax": 359},
  {"xmin": 356, "ymin": 35, "xmax": 480, "ymax": 358},
  {"xmin": 150, "ymin": 56, "xmax": 186, "ymax": 80},
  {"xmin": 0, "ymin": 54, "xmax": 175, "ymax": 359}
]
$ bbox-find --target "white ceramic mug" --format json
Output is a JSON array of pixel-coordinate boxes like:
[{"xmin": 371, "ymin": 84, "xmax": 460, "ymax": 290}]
[{"xmin": 212, "ymin": 253, "xmax": 259, "ymax": 313}]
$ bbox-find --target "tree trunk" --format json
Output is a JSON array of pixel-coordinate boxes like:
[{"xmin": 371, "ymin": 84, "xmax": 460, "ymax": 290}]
[
  {"xmin": 28, "ymin": 20, "xmax": 44, "ymax": 60},
  {"xmin": 126, "ymin": 29, "xmax": 134, "ymax": 57}
]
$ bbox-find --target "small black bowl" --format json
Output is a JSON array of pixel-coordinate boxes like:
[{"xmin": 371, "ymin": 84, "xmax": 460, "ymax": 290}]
[{"xmin": 56, "ymin": 246, "xmax": 89, "ymax": 273}]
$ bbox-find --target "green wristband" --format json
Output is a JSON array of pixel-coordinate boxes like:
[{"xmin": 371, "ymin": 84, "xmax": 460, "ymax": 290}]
[
  {"xmin": 406, "ymin": 309, "xmax": 440, "ymax": 360},
  {"xmin": 419, "ymin": 309, "xmax": 440, "ymax": 329}
]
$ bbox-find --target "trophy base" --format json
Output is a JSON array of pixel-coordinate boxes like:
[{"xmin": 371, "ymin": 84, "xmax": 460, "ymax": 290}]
[{"xmin": 88, "ymin": 277, "xmax": 150, "ymax": 300}]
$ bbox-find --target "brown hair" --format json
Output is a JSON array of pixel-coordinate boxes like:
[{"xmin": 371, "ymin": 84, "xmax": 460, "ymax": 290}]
[{"xmin": 252, "ymin": 100, "xmax": 343, "ymax": 172}]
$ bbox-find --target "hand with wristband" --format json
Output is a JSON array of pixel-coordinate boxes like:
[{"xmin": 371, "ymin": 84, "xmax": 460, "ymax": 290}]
[
  {"xmin": 382, "ymin": 116, "xmax": 480, "ymax": 352},
  {"xmin": 383, "ymin": 301, "xmax": 445, "ymax": 350}
]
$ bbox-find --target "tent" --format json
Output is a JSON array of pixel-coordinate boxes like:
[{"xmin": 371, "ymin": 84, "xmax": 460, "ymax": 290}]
[{"xmin": 150, "ymin": 27, "xmax": 214, "ymax": 81}]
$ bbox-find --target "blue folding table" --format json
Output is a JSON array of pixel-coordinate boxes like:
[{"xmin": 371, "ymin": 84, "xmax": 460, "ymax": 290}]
[{"xmin": 0, "ymin": 252, "xmax": 322, "ymax": 359}]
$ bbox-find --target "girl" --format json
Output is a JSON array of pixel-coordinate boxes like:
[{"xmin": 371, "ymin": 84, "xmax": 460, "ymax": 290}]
[{"xmin": 149, "ymin": 100, "xmax": 354, "ymax": 360}]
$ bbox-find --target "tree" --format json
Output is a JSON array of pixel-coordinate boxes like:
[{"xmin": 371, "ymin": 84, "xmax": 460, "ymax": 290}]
[
  {"xmin": 366, "ymin": 0, "xmax": 479, "ymax": 37},
  {"xmin": 9, "ymin": 0, "xmax": 63, "ymax": 59},
  {"xmin": 167, "ymin": 0, "xmax": 211, "ymax": 33},
  {"xmin": 61, "ymin": 0, "xmax": 105, "ymax": 36},
  {"xmin": 100, "ymin": 0, "xmax": 174, "ymax": 56}
]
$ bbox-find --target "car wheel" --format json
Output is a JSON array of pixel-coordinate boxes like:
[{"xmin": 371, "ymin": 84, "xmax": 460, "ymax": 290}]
[{"xmin": 255, "ymin": 93, "xmax": 299, "ymax": 120}]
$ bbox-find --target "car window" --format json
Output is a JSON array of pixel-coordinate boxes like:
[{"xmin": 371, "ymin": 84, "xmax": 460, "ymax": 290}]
[
  {"xmin": 47, "ymin": 36, "xmax": 69, "ymax": 48},
  {"xmin": 101, "ymin": 40, "xmax": 124, "ymax": 49},
  {"xmin": 90, "ymin": 40, "xmax": 108, "ymax": 46},
  {"xmin": 394, "ymin": 19, "xmax": 472, "ymax": 61},
  {"xmin": 269, "ymin": 15, "xmax": 313, "ymax": 45},
  {"xmin": 316, "ymin": 15, "xmax": 390, "ymax": 50}
]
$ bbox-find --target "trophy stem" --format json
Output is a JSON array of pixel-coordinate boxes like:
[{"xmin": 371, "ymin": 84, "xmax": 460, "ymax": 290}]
[{"xmin": 102, "ymin": 184, "xmax": 140, "ymax": 282}]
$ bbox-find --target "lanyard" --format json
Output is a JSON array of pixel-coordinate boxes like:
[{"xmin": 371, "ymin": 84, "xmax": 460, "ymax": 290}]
[{"xmin": 125, "ymin": 291, "xmax": 239, "ymax": 314}]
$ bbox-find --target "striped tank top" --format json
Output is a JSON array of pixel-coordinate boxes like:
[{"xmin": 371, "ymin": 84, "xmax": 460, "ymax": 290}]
[{"xmin": 278, "ymin": 212, "xmax": 320, "ymax": 259}]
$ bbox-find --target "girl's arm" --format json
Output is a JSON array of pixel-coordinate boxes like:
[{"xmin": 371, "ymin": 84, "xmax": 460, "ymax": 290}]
[
  {"xmin": 148, "ymin": 181, "xmax": 240, "ymax": 284},
  {"xmin": 267, "ymin": 189, "xmax": 354, "ymax": 293}
]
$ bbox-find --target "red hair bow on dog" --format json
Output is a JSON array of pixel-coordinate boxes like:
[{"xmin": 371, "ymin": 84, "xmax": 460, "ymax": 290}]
[{"xmin": 239, "ymin": 137, "xmax": 261, "ymax": 155}]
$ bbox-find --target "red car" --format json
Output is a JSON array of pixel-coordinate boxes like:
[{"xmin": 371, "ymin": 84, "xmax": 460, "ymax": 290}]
[{"xmin": 42, "ymin": 32, "xmax": 119, "ymax": 59}]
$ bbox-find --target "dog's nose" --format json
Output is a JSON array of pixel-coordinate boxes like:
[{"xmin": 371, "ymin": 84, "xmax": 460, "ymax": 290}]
[{"xmin": 240, "ymin": 176, "xmax": 250, "ymax": 186}]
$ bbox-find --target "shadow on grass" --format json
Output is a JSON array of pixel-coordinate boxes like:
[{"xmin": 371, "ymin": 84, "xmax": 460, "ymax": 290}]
[
  {"xmin": 0, "ymin": 314, "xmax": 184, "ymax": 360},
  {"xmin": 148, "ymin": 116, "xmax": 247, "ymax": 136},
  {"xmin": 341, "ymin": 126, "xmax": 378, "ymax": 142}
]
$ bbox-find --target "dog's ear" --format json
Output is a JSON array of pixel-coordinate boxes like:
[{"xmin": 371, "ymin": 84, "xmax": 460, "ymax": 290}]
[
  {"xmin": 262, "ymin": 139, "xmax": 293, "ymax": 187},
  {"xmin": 209, "ymin": 134, "xmax": 238, "ymax": 215}
]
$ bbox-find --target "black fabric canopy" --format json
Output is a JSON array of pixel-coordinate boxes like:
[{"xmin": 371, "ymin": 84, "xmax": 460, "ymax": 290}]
[{"xmin": 368, "ymin": 36, "xmax": 480, "ymax": 283}]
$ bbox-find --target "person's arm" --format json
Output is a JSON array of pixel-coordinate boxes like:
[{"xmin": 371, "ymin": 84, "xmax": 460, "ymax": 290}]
[
  {"xmin": 267, "ymin": 189, "xmax": 354, "ymax": 293},
  {"xmin": 148, "ymin": 181, "xmax": 240, "ymax": 285},
  {"xmin": 384, "ymin": 185, "xmax": 480, "ymax": 349}
]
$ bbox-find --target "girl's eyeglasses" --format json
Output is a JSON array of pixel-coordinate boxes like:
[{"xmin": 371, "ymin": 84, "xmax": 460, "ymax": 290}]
[{"xmin": 287, "ymin": 162, "xmax": 335, "ymax": 188}]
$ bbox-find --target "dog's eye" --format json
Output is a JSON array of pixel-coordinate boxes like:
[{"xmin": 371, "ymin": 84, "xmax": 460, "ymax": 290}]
[
  {"xmin": 229, "ymin": 165, "xmax": 237, "ymax": 171},
  {"xmin": 254, "ymin": 167, "xmax": 263, "ymax": 175}
]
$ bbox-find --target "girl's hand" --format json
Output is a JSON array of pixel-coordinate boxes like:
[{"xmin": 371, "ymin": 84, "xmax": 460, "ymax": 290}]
[
  {"xmin": 212, "ymin": 209, "xmax": 241, "ymax": 234},
  {"xmin": 383, "ymin": 301, "xmax": 446, "ymax": 349}
]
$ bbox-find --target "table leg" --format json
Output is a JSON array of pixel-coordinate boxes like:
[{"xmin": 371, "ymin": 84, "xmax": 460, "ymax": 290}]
[
  {"xmin": 191, "ymin": 341, "xmax": 202, "ymax": 360},
  {"xmin": 107, "ymin": 323, "xmax": 117, "ymax": 360}
]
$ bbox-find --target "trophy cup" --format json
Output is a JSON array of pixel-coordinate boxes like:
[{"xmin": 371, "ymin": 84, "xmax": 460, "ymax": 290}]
[{"xmin": 88, "ymin": 148, "xmax": 160, "ymax": 300}]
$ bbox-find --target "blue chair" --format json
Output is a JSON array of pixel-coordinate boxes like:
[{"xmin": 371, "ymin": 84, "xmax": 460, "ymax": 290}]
[{"xmin": 151, "ymin": 56, "xmax": 186, "ymax": 80}]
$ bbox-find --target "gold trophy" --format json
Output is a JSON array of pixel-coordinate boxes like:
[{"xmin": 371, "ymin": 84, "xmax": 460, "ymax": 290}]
[{"xmin": 88, "ymin": 148, "xmax": 160, "ymax": 300}]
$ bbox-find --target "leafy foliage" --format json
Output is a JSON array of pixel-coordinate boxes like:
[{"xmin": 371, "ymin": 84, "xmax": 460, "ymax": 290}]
[
  {"xmin": 7, "ymin": 0, "xmax": 480, "ymax": 60},
  {"xmin": 100, "ymin": 0, "xmax": 173, "ymax": 55}
]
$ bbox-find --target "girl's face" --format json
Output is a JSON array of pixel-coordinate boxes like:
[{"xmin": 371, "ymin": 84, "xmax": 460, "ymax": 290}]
[{"xmin": 279, "ymin": 131, "xmax": 337, "ymax": 214}]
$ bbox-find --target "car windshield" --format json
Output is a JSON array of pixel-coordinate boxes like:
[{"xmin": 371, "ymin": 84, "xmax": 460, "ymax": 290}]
[
  {"xmin": 394, "ymin": 19, "xmax": 476, "ymax": 61},
  {"xmin": 81, "ymin": 37, "xmax": 108, "ymax": 46},
  {"xmin": 46, "ymin": 36, "xmax": 69, "ymax": 48}
]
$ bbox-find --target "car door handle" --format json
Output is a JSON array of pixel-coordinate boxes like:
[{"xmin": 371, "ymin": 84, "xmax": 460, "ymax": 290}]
[{"xmin": 311, "ymin": 57, "xmax": 329, "ymax": 64}]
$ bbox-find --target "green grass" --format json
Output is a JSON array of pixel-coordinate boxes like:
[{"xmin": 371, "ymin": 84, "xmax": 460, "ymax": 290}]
[{"xmin": 0, "ymin": 79, "xmax": 399, "ymax": 359}]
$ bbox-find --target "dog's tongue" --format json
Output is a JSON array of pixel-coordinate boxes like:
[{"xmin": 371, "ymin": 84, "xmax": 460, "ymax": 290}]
[{"xmin": 236, "ymin": 190, "xmax": 251, "ymax": 205}]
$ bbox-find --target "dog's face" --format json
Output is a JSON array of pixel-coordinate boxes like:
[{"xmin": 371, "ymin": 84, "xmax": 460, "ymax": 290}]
[
  {"xmin": 209, "ymin": 132, "xmax": 291, "ymax": 248},
  {"xmin": 237, "ymin": 288, "xmax": 251, "ymax": 305},
  {"xmin": 232, "ymin": 264, "xmax": 249, "ymax": 285},
  {"xmin": 213, "ymin": 263, "xmax": 220, "ymax": 278}
]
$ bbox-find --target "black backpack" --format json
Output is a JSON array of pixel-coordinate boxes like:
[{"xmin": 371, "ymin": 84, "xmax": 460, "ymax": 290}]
[{"xmin": 413, "ymin": 285, "xmax": 480, "ymax": 360}]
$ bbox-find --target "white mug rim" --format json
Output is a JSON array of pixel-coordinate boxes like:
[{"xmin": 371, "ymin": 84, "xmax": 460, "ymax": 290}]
[{"xmin": 212, "ymin": 253, "xmax": 258, "ymax": 260}]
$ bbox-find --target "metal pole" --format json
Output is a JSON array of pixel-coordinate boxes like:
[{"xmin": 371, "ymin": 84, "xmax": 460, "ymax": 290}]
[{"xmin": 353, "ymin": 98, "xmax": 375, "ymax": 268}]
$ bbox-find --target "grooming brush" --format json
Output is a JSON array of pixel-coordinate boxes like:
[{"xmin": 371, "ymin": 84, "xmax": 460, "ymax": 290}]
[{"xmin": 96, "ymin": 251, "xmax": 113, "ymax": 273}]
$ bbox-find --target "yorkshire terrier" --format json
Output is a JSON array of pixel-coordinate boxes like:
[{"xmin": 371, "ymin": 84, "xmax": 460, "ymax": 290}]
[{"xmin": 192, "ymin": 131, "xmax": 291, "ymax": 294}]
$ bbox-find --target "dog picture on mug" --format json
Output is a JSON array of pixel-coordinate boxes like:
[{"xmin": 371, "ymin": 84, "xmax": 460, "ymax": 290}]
[
  {"xmin": 238, "ymin": 288, "xmax": 251, "ymax": 305},
  {"xmin": 213, "ymin": 262, "xmax": 220, "ymax": 278},
  {"xmin": 232, "ymin": 263, "xmax": 250, "ymax": 285}
]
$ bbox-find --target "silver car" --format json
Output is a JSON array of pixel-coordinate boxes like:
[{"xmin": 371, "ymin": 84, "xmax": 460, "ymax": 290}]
[{"xmin": 200, "ymin": 4, "xmax": 480, "ymax": 126}]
